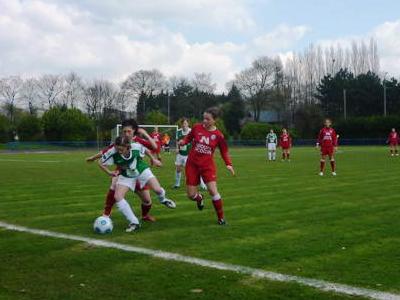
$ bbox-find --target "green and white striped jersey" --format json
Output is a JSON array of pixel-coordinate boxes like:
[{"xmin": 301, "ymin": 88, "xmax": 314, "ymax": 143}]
[
  {"xmin": 176, "ymin": 128, "xmax": 192, "ymax": 156},
  {"xmin": 101, "ymin": 143, "xmax": 149, "ymax": 178},
  {"xmin": 266, "ymin": 133, "xmax": 278, "ymax": 144}
]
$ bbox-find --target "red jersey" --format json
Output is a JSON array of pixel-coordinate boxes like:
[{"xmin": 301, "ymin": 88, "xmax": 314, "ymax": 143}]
[
  {"xmin": 317, "ymin": 127, "xmax": 338, "ymax": 148},
  {"xmin": 388, "ymin": 132, "xmax": 399, "ymax": 144},
  {"xmin": 183, "ymin": 123, "xmax": 232, "ymax": 167},
  {"xmin": 101, "ymin": 136, "xmax": 152, "ymax": 155},
  {"xmin": 279, "ymin": 133, "xmax": 292, "ymax": 148}
]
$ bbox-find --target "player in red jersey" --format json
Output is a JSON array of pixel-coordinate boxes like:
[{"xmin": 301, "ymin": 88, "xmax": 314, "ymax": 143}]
[
  {"xmin": 279, "ymin": 128, "xmax": 292, "ymax": 162},
  {"xmin": 86, "ymin": 119, "xmax": 173, "ymax": 222},
  {"xmin": 387, "ymin": 128, "xmax": 399, "ymax": 157},
  {"xmin": 316, "ymin": 119, "xmax": 338, "ymax": 176},
  {"xmin": 150, "ymin": 127, "xmax": 162, "ymax": 161},
  {"xmin": 179, "ymin": 107, "xmax": 235, "ymax": 225}
]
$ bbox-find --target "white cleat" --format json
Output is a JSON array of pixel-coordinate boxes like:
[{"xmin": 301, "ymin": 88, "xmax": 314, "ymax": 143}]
[
  {"xmin": 332, "ymin": 172, "xmax": 337, "ymax": 176},
  {"xmin": 160, "ymin": 198, "xmax": 176, "ymax": 209},
  {"xmin": 319, "ymin": 172, "xmax": 324, "ymax": 176},
  {"xmin": 126, "ymin": 223, "xmax": 140, "ymax": 233}
]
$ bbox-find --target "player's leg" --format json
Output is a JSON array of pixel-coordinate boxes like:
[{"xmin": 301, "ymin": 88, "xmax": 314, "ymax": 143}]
[
  {"xmin": 205, "ymin": 181, "xmax": 226, "ymax": 225},
  {"xmin": 319, "ymin": 154, "xmax": 327, "ymax": 176},
  {"xmin": 272, "ymin": 149, "xmax": 276, "ymax": 161},
  {"xmin": 395, "ymin": 145, "xmax": 399, "ymax": 156},
  {"xmin": 185, "ymin": 161, "xmax": 204, "ymax": 210},
  {"xmin": 114, "ymin": 180, "xmax": 140, "ymax": 231},
  {"xmin": 286, "ymin": 149, "xmax": 291, "ymax": 161},
  {"xmin": 174, "ymin": 154, "xmax": 184, "ymax": 188},
  {"xmin": 140, "ymin": 169, "xmax": 176, "ymax": 208},
  {"xmin": 103, "ymin": 176, "xmax": 117, "ymax": 217},
  {"xmin": 136, "ymin": 187, "xmax": 155, "ymax": 222},
  {"xmin": 329, "ymin": 153, "xmax": 336, "ymax": 175}
]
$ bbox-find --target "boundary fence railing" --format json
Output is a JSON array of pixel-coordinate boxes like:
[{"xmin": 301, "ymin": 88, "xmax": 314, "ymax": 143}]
[{"xmin": 2, "ymin": 138, "xmax": 388, "ymax": 151}]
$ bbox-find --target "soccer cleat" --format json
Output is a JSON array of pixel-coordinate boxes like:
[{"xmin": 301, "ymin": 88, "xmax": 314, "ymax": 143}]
[
  {"xmin": 217, "ymin": 219, "xmax": 226, "ymax": 225},
  {"xmin": 196, "ymin": 194, "xmax": 204, "ymax": 211},
  {"xmin": 126, "ymin": 223, "xmax": 140, "ymax": 232},
  {"xmin": 142, "ymin": 214, "xmax": 156, "ymax": 222},
  {"xmin": 172, "ymin": 185, "xmax": 180, "ymax": 189},
  {"xmin": 319, "ymin": 172, "xmax": 324, "ymax": 176},
  {"xmin": 332, "ymin": 172, "xmax": 337, "ymax": 176},
  {"xmin": 160, "ymin": 198, "xmax": 176, "ymax": 209}
]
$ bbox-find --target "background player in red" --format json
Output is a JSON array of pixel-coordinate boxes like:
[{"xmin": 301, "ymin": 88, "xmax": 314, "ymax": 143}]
[
  {"xmin": 279, "ymin": 128, "xmax": 292, "ymax": 162},
  {"xmin": 150, "ymin": 127, "xmax": 162, "ymax": 161},
  {"xmin": 387, "ymin": 128, "xmax": 399, "ymax": 157},
  {"xmin": 179, "ymin": 107, "xmax": 235, "ymax": 225},
  {"xmin": 316, "ymin": 118, "xmax": 338, "ymax": 176}
]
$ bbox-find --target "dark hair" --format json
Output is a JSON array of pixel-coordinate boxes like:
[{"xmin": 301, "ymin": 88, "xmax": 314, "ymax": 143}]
[
  {"xmin": 114, "ymin": 136, "xmax": 131, "ymax": 147},
  {"xmin": 205, "ymin": 107, "xmax": 220, "ymax": 119},
  {"xmin": 121, "ymin": 119, "xmax": 138, "ymax": 132},
  {"xmin": 180, "ymin": 117, "xmax": 190, "ymax": 126}
]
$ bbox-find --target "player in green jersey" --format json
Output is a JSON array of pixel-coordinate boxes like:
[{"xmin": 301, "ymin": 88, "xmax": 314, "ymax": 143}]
[{"xmin": 266, "ymin": 129, "xmax": 278, "ymax": 161}]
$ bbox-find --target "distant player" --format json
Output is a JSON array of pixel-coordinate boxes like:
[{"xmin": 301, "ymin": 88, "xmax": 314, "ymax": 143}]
[
  {"xmin": 173, "ymin": 118, "xmax": 207, "ymax": 190},
  {"xmin": 150, "ymin": 127, "xmax": 162, "ymax": 161},
  {"xmin": 387, "ymin": 128, "xmax": 399, "ymax": 157},
  {"xmin": 316, "ymin": 118, "xmax": 338, "ymax": 176},
  {"xmin": 179, "ymin": 107, "xmax": 235, "ymax": 225},
  {"xmin": 279, "ymin": 128, "xmax": 292, "ymax": 161},
  {"xmin": 162, "ymin": 133, "xmax": 171, "ymax": 153},
  {"xmin": 98, "ymin": 136, "xmax": 151, "ymax": 232},
  {"xmin": 266, "ymin": 129, "xmax": 278, "ymax": 161}
]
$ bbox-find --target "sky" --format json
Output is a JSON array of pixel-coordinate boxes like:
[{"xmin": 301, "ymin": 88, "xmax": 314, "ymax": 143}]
[{"xmin": 1, "ymin": 0, "xmax": 400, "ymax": 91}]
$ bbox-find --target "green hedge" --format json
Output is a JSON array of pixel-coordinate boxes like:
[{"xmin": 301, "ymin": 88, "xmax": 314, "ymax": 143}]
[
  {"xmin": 240, "ymin": 123, "xmax": 283, "ymax": 140},
  {"xmin": 335, "ymin": 116, "xmax": 400, "ymax": 138}
]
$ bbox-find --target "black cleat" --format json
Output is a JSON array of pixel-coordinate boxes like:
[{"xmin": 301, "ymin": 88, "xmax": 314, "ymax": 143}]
[
  {"xmin": 217, "ymin": 219, "xmax": 226, "ymax": 225},
  {"xmin": 173, "ymin": 185, "xmax": 180, "ymax": 189},
  {"xmin": 126, "ymin": 223, "xmax": 140, "ymax": 232},
  {"xmin": 196, "ymin": 194, "xmax": 204, "ymax": 211}
]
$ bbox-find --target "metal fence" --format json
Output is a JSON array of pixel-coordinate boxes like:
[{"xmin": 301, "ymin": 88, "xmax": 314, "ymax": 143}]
[{"xmin": 2, "ymin": 138, "xmax": 388, "ymax": 151}]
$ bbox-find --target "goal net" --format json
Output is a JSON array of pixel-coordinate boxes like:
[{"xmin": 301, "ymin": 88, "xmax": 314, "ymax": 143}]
[{"xmin": 111, "ymin": 124, "xmax": 179, "ymax": 149}]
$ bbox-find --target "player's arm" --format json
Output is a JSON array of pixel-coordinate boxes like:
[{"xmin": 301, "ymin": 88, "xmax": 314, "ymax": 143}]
[
  {"xmin": 97, "ymin": 159, "xmax": 119, "ymax": 177},
  {"xmin": 179, "ymin": 127, "xmax": 194, "ymax": 146},
  {"xmin": 218, "ymin": 135, "xmax": 235, "ymax": 176},
  {"xmin": 137, "ymin": 128, "xmax": 157, "ymax": 150},
  {"xmin": 333, "ymin": 130, "xmax": 338, "ymax": 149},
  {"xmin": 86, "ymin": 152, "xmax": 102, "ymax": 162},
  {"xmin": 316, "ymin": 130, "xmax": 322, "ymax": 148},
  {"xmin": 144, "ymin": 148, "xmax": 162, "ymax": 167}
]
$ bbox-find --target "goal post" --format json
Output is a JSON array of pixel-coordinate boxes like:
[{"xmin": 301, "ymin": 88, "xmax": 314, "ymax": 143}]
[{"xmin": 111, "ymin": 124, "xmax": 179, "ymax": 149}]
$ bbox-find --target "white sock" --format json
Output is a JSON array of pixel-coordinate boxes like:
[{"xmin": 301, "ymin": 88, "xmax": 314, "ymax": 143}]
[
  {"xmin": 272, "ymin": 152, "xmax": 276, "ymax": 160},
  {"xmin": 200, "ymin": 177, "xmax": 207, "ymax": 189},
  {"xmin": 116, "ymin": 199, "xmax": 139, "ymax": 225},
  {"xmin": 268, "ymin": 152, "xmax": 272, "ymax": 160},
  {"xmin": 175, "ymin": 171, "xmax": 181, "ymax": 187},
  {"xmin": 157, "ymin": 187, "xmax": 166, "ymax": 202}
]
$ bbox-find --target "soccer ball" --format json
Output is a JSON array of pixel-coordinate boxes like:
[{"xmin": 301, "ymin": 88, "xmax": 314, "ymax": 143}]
[{"xmin": 93, "ymin": 216, "xmax": 113, "ymax": 234}]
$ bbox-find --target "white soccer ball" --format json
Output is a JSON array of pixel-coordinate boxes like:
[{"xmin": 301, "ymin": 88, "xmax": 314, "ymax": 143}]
[{"xmin": 93, "ymin": 216, "xmax": 113, "ymax": 234}]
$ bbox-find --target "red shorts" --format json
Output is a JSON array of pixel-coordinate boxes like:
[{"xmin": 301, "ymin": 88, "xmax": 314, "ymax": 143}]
[
  {"xmin": 389, "ymin": 142, "xmax": 398, "ymax": 147},
  {"xmin": 135, "ymin": 182, "xmax": 149, "ymax": 191},
  {"xmin": 185, "ymin": 159, "xmax": 216, "ymax": 186},
  {"xmin": 321, "ymin": 146, "xmax": 334, "ymax": 156},
  {"xmin": 281, "ymin": 145, "xmax": 291, "ymax": 150}
]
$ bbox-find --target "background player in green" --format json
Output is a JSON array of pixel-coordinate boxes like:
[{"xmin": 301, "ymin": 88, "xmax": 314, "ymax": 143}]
[
  {"xmin": 174, "ymin": 118, "xmax": 207, "ymax": 189},
  {"xmin": 266, "ymin": 129, "xmax": 278, "ymax": 161}
]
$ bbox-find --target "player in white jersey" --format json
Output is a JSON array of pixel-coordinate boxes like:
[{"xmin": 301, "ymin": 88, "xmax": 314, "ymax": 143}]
[{"xmin": 266, "ymin": 129, "xmax": 278, "ymax": 161}]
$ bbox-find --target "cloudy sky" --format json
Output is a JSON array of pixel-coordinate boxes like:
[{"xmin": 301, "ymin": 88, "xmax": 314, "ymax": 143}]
[{"xmin": 1, "ymin": 0, "xmax": 400, "ymax": 91}]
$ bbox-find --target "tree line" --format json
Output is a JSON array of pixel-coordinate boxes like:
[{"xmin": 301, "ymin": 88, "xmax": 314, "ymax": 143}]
[{"xmin": 0, "ymin": 38, "xmax": 399, "ymax": 142}]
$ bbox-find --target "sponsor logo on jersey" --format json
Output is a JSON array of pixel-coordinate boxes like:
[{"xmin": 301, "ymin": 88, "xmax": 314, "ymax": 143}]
[
  {"xmin": 211, "ymin": 134, "xmax": 216, "ymax": 140},
  {"xmin": 200, "ymin": 136, "xmax": 210, "ymax": 145}
]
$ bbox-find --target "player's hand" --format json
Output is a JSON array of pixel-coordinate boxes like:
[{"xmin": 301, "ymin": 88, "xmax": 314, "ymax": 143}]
[
  {"xmin": 86, "ymin": 156, "xmax": 96, "ymax": 163},
  {"xmin": 226, "ymin": 165, "xmax": 235, "ymax": 176},
  {"xmin": 152, "ymin": 158, "xmax": 163, "ymax": 167}
]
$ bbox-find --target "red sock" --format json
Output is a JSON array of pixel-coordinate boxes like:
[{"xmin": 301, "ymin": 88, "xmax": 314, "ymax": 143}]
[
  {"xmin": 141, "ymin": 203, "xmax": 152, "ymax": 217},
  {"xmin": 320, "ymin": 160, "xmax": 325, "ymax": 172},
  {"xmin": 212, "ymin": 199, "xmax": 224, "ymax": 220},
  {"xmin": 103, "ymin": 189, "xmax": 116, "ymax": 216},
  {"xmin": 330, "ymin": 160, "xmax": 336, "ymax": 172}
]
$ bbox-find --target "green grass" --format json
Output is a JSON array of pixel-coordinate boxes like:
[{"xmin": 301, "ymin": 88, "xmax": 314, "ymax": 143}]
[{"xmin": 0, "ymin": 146, "xmax": 399, "ymax": 299}]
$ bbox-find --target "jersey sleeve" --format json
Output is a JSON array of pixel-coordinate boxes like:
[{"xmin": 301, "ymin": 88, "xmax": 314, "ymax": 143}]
[
  {"xmin": 317, "ymin": 129, "xmax": 323, "ymax": 145},
  {"xmin": 332, "ymin": 129, "xmax": 338, "ymax": 146},
  {"xmin": 134, "ymin": 136, "xmax": 152, "ymax": 149},
  {"xmin": 101, "ymin": 143, "xmax": 114, "ymax": 154},
  {"xmin": 101, "ymin": 146, "xmax": 116, "ymax": 165},
  {"xmin": 218, "ymin": 133, "xmax": 232, "ymax": 166},
  {"xmin": 182, "ymin": 125, "xmax": 195, "ymax": 145}
]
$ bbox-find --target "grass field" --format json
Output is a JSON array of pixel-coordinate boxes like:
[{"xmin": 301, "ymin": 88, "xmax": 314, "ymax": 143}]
[{"xmin": 0, "ymin": 146, "xmax": 399, "ymax": 300}]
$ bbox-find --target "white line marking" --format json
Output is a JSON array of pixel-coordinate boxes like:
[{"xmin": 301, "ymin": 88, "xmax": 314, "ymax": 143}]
[
  {"xmin": 0, "ymin": 159, "xmax": 61, "ymax": 163},
  {"xmin": 0, "ymin": 221, "xmax": 398, "ymax": 300}
]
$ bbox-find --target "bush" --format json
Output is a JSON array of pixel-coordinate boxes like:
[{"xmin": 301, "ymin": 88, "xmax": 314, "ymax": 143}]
[
  {"xmin": 145, "ymin": 110, "xmax": 168, "ymax": 125},
  {"xmin": 240, "ymin": 122, "xmax": 283, "ymax": 140},
  {"xmin": 17, "ymin": 114, "xmax": 42, "ymax": 141},
  {"xmin": 0, "ymin": 114, "xmax": 12, "ymax": 143},
  {"xmin": 42, "ymin": 107, "xmax": 94, "ymax": 141},
  {"xmin": 335, "ymin": 115, "xmax": 400, "ymax": 138}
]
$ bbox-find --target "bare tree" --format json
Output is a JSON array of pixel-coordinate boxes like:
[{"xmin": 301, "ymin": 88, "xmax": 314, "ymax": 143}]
[
  {"xmin": 21, "ymin": 78, "xmax": 38, "ymax": 115},
  {"xmin": 191, "ymin": 73, "xmax": 217, "ymax": 93},
  {"xmin": 62, "ymin": 72, "xmax": 84, "ymax": 108},
  {"xmin": 84, "ymin": 80, "xmax": 118, "ymax": 120},
  {"xmin": 36, "ymin": 74, "xmax": 64, "ymax": 109},
  {"xmin": 0, "ymin": 76, "xmax": 23, "ymax": 123}
]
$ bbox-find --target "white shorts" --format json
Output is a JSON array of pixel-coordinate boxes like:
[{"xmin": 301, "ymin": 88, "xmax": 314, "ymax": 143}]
[
  {"xmin": 116, "ymin": 175, "xmax": 137, "ymax": 191},
  {"xmin": 267, "ymin": 143, "xmax": 277, "ymax": 151},
  {"xmin": 175, "ymin": 154, "xmax": 188, "ymax": 166},
  {"xmin": 137, "ymin": 168, "xmax": 156, "ymax": 189}
]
